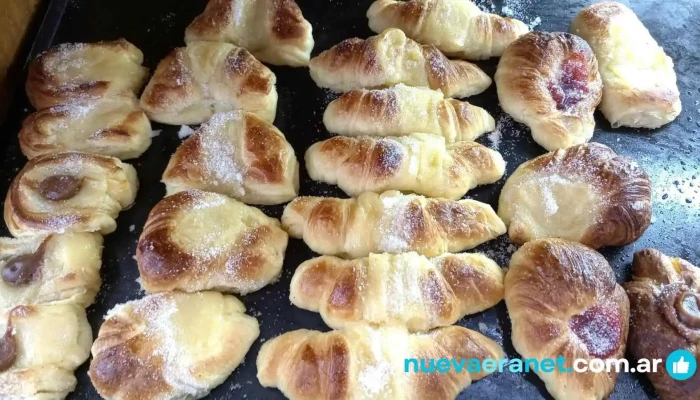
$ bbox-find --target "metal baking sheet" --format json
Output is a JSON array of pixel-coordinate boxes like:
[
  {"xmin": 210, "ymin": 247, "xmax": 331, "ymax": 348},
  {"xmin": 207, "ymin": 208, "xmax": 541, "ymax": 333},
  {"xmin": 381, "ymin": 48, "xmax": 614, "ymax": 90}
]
[{"xmin": 1, "ymin": 0, "xmax": 698, "ymax": 399}]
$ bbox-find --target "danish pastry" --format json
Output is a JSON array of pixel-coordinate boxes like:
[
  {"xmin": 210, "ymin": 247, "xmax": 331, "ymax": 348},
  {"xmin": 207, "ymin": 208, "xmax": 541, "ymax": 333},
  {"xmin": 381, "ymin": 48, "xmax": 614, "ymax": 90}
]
[
  {"xmin": 305, "ymin": 134, "xmax": 505, "ymax": 199},
  {"xmin": 162, "ymin": 111, "xmax": 298, "ymax": 205},
  {"xmin": 0, "ymin": 304, "xmax": 92, "ymax": 400},
  {"xmin": 258, "ymin": 325, "xmax": 505, "ymax": 400},
  {"xmin": 625, "ymin": 249, "xmax": 700, "ymax": 400},
  {"xmin": 282, "ymin": 191, "xmax": 506, "ymax": 258},
  {"xmin": 4, "ymin": 152, "xmax": 138, "ymax": 237},
  {"xmin": 185, "ymin": 0, "xmax": 314, "ymax": 67},
  {"xmin": 495, "ymin": 32, "xmax": 603, "ymax": 151},
  {"xmin": 137, "ymin": 190, "xmax": 287, "ymax": 294},
  {"xmin": 89, "ymin": 291, "xmax": 259, "ymax": 400},
  {"xmin": 19, "ymin": 95, "xmax": 152, "ymax": 160},
  {"xmin": 570, "ymin": 2, "xmax": 682, "ymax": 128},
  {"xmin": 26, "ymin": 39, "xmax": 149, "ymax": 109},
  {"xmin": 140, "ymin": 41, "xmax": 278, "ymax": 125},
  {"xmin": 498, "ymin": 143, "xmax": 651, "ymax": 248},
  {"xmin": 505, "ymin": 239, "xmax": 630, "ymax": 400},
  {"xmin": 290, "ymin": 252, "xmax": 504, "ymax": 332},
  {"xmin": 323, "ymin": 84, "xmax": 495, "ymax": 142},
  {"xmin": 0, "ymin": 233, "xmax": 102, "ymax": 311},
  {"xmin": 309, "ymin": 28, "xmax": 491, "ymax": 98},
  {"xmin": 367, "ymin": 0, "xmax": 528, "ymax": 60}
]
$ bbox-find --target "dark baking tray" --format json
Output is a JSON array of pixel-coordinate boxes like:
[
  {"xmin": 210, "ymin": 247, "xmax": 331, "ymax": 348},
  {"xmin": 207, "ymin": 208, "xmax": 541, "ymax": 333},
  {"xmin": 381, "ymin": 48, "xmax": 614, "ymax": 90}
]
[{"xmin": 1, "ymin": 0, "xmax": 699, "ymax": 399}]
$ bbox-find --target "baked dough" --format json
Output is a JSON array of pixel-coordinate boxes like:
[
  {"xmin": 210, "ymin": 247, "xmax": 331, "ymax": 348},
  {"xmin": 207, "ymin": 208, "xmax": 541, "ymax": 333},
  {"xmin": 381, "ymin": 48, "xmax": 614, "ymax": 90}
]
[
  {"xmin": 0, "ymin": 304, "xmax": 92, "ymax": 400},
  {"xmin": 290, "ymin": 252, "xmax": 504, "ymax": 332},
  {"xmin": 367, "ymin": 0, "xmax": 528, "ymax": 60},
  {"xmin": 625, "ymin": 249, "xmax": 700, "ymax": 400},
  {"xmin": 495, "ymin": 32, "xmax": 603, "ymax": 151},
  {"xmin": 305, "ymin": 133, "xmax": 505, "ymax": 199},
  {"xmin": 162, "ymin": 111, "xmax": 298, "ymax": 205},
  {"xmin": 89, "ymin": 291, "xmax": 259, "ymax": 400},
  {"xmin": 323, "ymin": 84, "xmax": 495, "ymax": 142},
  {"xmin": 505, "ymin": 239, "xmax": 629, "ymax": 400},
  {"xmin": 137, "ymin": 189, "xmax": 287, "ymax": 294},
  {"xmin": 570, "ymin": 2, "xmax": 682, "ymax": 128},
  {"xmin": 258, "ymin": 325, "xmax": 505, "ymax": 400},
  {"xmin": 185, "ymin": 0, "xmax": 314, "ymax": 67},
  {"xmin": 26, "ymin": 39, "xmax": 149, "ymax": 109},
  {"xmin": 282, "ymin": 191, "xmax": 506, "ymax": 258},
  {"xmin": 19, "ymin": 95, "xmax": 152, "ymax": 160},
  {"xmin": 498, "ymin": 143, "xmax": 651, "ymax": 248},
  {"xmin": 140, "ymin": 41, "xmax": 278, "ymax": 125},
  {"xmin": 4, "ymin": 152, "xmax": 138, "ymax": 237},
  {"xmin": 0, "ymin": 233, "xmax": 102, "ymax": 311},
  {"xmin": 309, "ymin": 28, "xmax": 491, "ymax": 98}
]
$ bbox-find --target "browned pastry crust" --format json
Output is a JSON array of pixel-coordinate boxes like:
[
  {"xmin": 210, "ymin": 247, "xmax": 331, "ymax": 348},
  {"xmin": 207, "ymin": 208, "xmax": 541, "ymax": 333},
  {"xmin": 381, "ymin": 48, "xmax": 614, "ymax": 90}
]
[{"xmin": 625, "ymin": 249, "xmax": 700, "ymax": 400}]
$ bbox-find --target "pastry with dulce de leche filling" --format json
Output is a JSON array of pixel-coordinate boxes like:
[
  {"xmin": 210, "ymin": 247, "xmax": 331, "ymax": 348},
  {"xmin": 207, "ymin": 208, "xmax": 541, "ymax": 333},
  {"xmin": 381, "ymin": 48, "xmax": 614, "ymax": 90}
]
[{"xmin": 505, "ymin": 239, "xmax": 629, "ymax": 400}]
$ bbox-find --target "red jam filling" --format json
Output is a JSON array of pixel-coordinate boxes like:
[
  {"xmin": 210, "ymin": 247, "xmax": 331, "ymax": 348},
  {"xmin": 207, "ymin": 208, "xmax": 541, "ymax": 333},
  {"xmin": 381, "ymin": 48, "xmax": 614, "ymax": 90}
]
[
  {"xmin": 569, "ymin": 303, "xmax": 622, "ymax": 359},
  {"xmin": 548, "ymin": 52, "xmax": 590, "ymax": 111}
]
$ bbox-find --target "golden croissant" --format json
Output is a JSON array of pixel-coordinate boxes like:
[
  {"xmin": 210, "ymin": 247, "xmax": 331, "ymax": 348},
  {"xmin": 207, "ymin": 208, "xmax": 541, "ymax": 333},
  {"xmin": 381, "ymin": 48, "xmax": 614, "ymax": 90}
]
[{"xmin": 367, "ymin": 0, "xmax": 528, "ymax": 60}]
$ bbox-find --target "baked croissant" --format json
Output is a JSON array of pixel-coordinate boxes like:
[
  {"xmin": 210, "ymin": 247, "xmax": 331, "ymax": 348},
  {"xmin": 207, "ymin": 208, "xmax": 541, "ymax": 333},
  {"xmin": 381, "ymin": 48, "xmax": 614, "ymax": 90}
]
[
  {"xmin": 19, "ymin": 95, "xmax": 152, "ymax": 160},
  {"xmin": 290, "ymin": 252, "xmax": 504, "ymax": 332},
  {"xmin": 498, "ymin": 142, "xmax": 651, "ymax": 248},
  {"xmin": 4, "ymin": 152, "xmax": 138, "ymax": 237},
  {"xmin": 257, "ymin": 325, "xmax": 505, "ymax": 400},
  {"xmin": 162, "ymin": 111, "xmax": 299, "ymax": 205},
  {"xmin": 282, "ymin": 191, "xmax": 506, "ymax": 258},
  {"xmin": 505, "ymin": 239, "xmax": 630, "ymax": 400},
  {"xmin": 625, "ymin": 249, "xmax": 700, "ymax": 400},
  {"xmin": 185, "ymin": 0, "xmax": 314, "ymax": 67},
  {"xmin": 89, "ymin": 291, "xmax": 259, "ymax": 400},
  {"xmin": 137, "ymin": 190, "xmax": 287, "ymax": 294},
  {"xmin": 305, "ymin": 134, "xmax": 505, "ymax": 199},
  {"xmin": 495, "ymin": 32, "xmax": 603, "ymax": 151},
  {"xmin": 323, "ymin": 84, "xmax": 495, "ymax": 142},
  {"xmin": 26, "ymin": 39, "xmax": 149, "ymax": 109},
  {"xmin": 367, "ymin": 0, "xmax": 528, "ymax": 60},
  {"xmin": 570, "ymin": 2, "xmax": 682, "ymax": 128},
  {"xmin": 0, "ymin": 304, "xmax": 92, "ymax": 400},
  {"xmin": 309, "ymin": 28, "xmax": 491, "ymax": 98},
  {"xmin": 0, "ymin": 233, "xmax": 102, "ymax": 310},
  {"xmin": 140, "ymin": 41, "xmax": 278, "ymax": 125}
]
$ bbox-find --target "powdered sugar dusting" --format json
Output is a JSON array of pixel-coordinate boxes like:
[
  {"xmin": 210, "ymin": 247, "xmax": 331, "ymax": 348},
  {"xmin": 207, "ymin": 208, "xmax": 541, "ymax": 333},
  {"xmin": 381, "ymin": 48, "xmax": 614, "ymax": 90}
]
[
  {"xmin": 178, "ymin": 125, "xmax": 195, "ymax": 139},
  {"xmin": 377, "ymin": 194, "xmax": 416, "ymax": 253}
]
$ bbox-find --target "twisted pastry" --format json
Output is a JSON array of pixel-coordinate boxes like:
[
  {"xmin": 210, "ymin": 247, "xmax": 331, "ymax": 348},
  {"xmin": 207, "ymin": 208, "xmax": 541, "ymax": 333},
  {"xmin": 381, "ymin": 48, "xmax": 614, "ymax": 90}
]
[
  {"xmin": 309, "ymin": 28, "xmax": 491, "ymax": 98},
  {"xmin": 282, "ymin": 191, "xmax": 505, "ymax": 258},
  {"xmin": 4, "ymin": 152, "xmax": 138, "ymax": 237},
  {"xmin": 305, "ymin": 134, "xmax": 505, "ymax": 199},
  {"xmin": 323, "ymin": 84, "xmax": 495, "ymax": 142},
  {"xmin": 367, "ymin": 0, "xmax": 528, "ymax": 60},
  {"xmin": 290, "ymin": 252, "xmax": 504, "ymax": 332}
]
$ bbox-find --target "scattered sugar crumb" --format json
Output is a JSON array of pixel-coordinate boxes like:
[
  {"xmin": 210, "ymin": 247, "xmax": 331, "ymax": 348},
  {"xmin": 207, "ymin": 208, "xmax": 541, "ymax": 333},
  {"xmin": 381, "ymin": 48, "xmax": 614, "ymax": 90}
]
[
  {"xmin": 150, "ymin": 129, "xmax": 162, "ymax": 138},
  {"xmin": 178, "ymin": 125, "xmax": 195, "ymax": 139},
  {"xmin": 129, "ymin": 224, "xmax": 135, "ymax": 232}
]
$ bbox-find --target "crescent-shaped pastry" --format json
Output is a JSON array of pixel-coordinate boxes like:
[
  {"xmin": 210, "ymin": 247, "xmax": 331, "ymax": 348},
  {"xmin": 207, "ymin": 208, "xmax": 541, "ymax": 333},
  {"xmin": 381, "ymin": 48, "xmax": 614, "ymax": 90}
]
[
  {"xmin": 140, "ymin": 41, "xmax": 278, "ymax": 125},
  {"xmin": 0, "ymin": 233, "xmax": 102, "ymax": 310},
  {"xmin": 570, "ymin": 2, "xmax": 682, "ymax": 128},
  {"xmin": 0, "ymin": 304, "xmax": 92, "ymax": 400},
  {"xmin": 162, "ymin": 111, "xmax": 298, "ymax": 205},
  {"xmin": 137, "ymin": 190, "xmax": 287, "ymax": 294},
  {"xmin": 495, "ymin": 32, "xmax": 603, "ymax": 151},
  {"xmin": 625, "ymin": 249, "xmax": 700, "ymax": 400},
  {"xmin": 282, "ymin": 191, "xmax": 506, "ymax": 258},
  {"xmin": 26, "ymin": 39, "xmax": 149, "ymax": 109},
  {"xmin": 4, "ymin": 152, "xmax": 138, "ymax": 237},
  {"xmin": 323, "ymin": 84, "xmax": 495, "ymax": 142},
  {"xmin": 185, "ymin": 0, "xmax": 314, "ymax": 67},
  {"xmin": 290, "ymin": 252, "xmax": 504, "ymax": 332},
  {"xmin": 305, "ymin": 133, "xmax": 505, "ymax": 199},
  {"xmin": 367, "ymin": 0, "xmax": 528, "ymax": 60},
  {"xmin": 498, "ymin": 143, "xmax": 651, "ymax": 248},
  {"xmin": 505, "ymin": 239, "xmax": 630, "ymax": 400},
  {"xmin": 257, "ymin": 325, "xmax": 505, "ymax": 400},
  {"xmin": 89, "ymin": 291, "xmax": 259, "ymax": 400},
  {"xmin": 309, "ymin": 28, "xmax": 491, "ymax": 98},
  {"xmin": 19, "ymin": 95, "xmax": 152, "ymax": 160}
]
